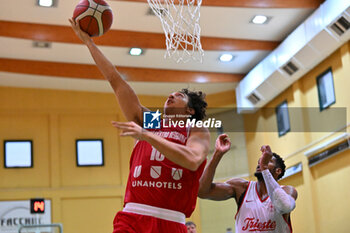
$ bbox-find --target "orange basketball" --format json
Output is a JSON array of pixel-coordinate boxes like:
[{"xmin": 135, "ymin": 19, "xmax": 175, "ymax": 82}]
[{"xmin": 73, "ymin": 0, "xmax": 113, "ymax": 37}]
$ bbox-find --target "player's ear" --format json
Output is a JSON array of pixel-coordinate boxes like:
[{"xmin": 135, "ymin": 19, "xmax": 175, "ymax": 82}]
[
  {"xmin": 275, "ymin": 167, "xmax": 282, "ymax": 178},
  {"xmin": 186, "ymin": 107, "xmax": 195, "ymax": 116}
]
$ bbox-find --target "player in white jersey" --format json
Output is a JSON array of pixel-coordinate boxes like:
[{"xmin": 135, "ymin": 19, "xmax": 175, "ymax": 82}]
[{"xmin": 198, "ymin": 134, "xmax": 297, "ymax": 233}]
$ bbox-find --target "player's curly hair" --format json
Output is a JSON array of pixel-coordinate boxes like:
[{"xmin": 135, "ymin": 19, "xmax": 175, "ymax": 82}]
[
  {"xmin": 272, "ymin": 152, "xmax": 286, "ymax": 180},
  {"xmin": 180, "ymin": 88, "xmax": 207, "ymax": 121}
]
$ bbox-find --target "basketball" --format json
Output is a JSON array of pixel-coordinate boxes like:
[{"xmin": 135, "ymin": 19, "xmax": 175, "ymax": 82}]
[{"xmin": 73, "ymin": 0, "xmax": 113, "ymax": 37}]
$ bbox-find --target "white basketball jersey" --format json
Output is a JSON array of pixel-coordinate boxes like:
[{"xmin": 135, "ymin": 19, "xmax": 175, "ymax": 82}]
[{"xmin": 235, "ymin": 181, "xmax": 292, "ymax": 233}]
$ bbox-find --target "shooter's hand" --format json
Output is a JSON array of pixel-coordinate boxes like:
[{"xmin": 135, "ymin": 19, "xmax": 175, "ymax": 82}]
[
  {"xmin": 111, "ymin": 121, "xmax": 147, "ymax": 140},
  {"xmin": 69, "ymin": 18, "xmax": 92, "ymax": 44}
]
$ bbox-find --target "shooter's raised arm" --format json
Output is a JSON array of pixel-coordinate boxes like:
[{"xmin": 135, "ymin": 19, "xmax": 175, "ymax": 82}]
[{"xmin": 69, "ymin": 18, "xmax": 145, "ymax": 125}]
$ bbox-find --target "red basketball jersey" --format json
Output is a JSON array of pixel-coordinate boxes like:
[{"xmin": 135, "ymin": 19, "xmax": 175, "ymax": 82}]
[{"xmin": 124, "ymin": 124, "xmax": 206, "ymax": 217}]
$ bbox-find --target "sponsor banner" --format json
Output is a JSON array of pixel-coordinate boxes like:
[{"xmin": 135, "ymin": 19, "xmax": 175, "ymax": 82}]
[{"xmin": 0, "ymin": 200, "xmax": 51, "ymax": 233}]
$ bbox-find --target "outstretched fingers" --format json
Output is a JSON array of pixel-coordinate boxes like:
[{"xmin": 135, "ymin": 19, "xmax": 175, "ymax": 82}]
[
  {"xmin": 68, "ymin": 18, "xmax": 91, "ymax": 43},
  {"xmin": 111, "ymin": 121, "xmax": 144, "ymax": 139},
  {"xmin": 111, "ymin": 121, "xmax": 134, "ymax": 129},
  {"xmin": 68, "ymin": 18, "xmax": 78, "ymax": 30}
]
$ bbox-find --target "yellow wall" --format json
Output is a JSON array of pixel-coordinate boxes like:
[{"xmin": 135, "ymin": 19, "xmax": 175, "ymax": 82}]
[
  {"xmin": 197, "ymin": 41, "xmax": 350, "ymax": 233},
  {"xmin": 0, "ymin": 87, "xmax": 132, "ymax": 233},
  {"xmin": 201, "ymin": 107, "xmax": 249, "ymax": 233},
  {"xmin": 0, "ymin": 87, "xmax": 166, "ymax": 233},
  {"xmin": 242, "ymin": 41, "xmax": 350, "ymax": 233},
  {"xmin": 0, "ymin": 86, "xmax": 237, "ymax": 233},
  {"xmin": 200, "ymin": 198, "xmax": 236, "ymax": 233}
]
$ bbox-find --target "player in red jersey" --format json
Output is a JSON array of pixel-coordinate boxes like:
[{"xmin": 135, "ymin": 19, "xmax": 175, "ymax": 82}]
[{"xmin": 70, "ymin": 19, "xmax": 210, "ymax": 233}]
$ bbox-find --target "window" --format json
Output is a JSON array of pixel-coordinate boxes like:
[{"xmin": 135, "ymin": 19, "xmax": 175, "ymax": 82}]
[
  {"xmin": 317, "ymin": 68, "xmax": 336, "ymax": 111},
  {"xmin": 281, "ymin": 163, "xmax": 302, "ymax": 180},
  {"xmin": 76, "ymin": 139, "xmax": 104, "ymax": 167},
  {"xmin": 276, "ymin": 101, "xmax": 290, "ymax": 137},
  {"xmin": 4, "ymin": 140, "xmax": 33, "ymax": 168}
]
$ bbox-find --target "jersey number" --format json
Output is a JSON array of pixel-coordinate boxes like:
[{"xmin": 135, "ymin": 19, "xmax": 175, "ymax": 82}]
[{"xmin": 150, "ymin": 147, "xmax": 165, "ymax": 161}]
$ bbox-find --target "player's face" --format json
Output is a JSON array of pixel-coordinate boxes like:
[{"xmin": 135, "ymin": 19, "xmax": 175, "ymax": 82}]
[
  {"xmin": 256, "ymin": 157, "xmax": 276, "ymax": 171},
  {"xmin": 164, "ymin": 91, "xmax": 191, "ymax": 115},
  {"xmin": 254, "ymin": 157, "xmax": 277, "ymax": 180},
  {"xmin": 187, "ymin": 224, "xmax": 197, "ymax": 233}
]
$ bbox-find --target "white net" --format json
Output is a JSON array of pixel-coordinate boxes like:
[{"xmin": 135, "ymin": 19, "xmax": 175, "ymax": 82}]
[{"xmin": 147, "ymin": 0, "xmax": 204, "ymax": 63}]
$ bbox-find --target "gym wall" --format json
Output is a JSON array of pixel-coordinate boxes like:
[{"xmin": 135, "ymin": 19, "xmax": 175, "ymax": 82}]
[
  {"xmin": 0, "ymin": 88, "xmax": 163, "ymax": 233},
  {"xmin": 242, "ymin": 41, "xmax": 350, "ymax": 233}
]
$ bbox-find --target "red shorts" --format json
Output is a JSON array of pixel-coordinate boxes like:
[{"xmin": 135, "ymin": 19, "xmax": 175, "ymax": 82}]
[{"xmin": 113, "ymin": 211, "xmax": 187, "ymax": 233}]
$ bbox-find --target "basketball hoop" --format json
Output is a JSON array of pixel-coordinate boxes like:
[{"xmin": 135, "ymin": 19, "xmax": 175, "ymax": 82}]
[{"xmin": 148, "ymin": 0, "xmax": 204, "ymax": 63}]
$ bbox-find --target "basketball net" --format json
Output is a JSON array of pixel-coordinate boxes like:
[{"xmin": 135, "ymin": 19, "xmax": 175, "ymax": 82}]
[{"xmin": 147, "ymin": 0, "xmax": 204, "ymax": 63}]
